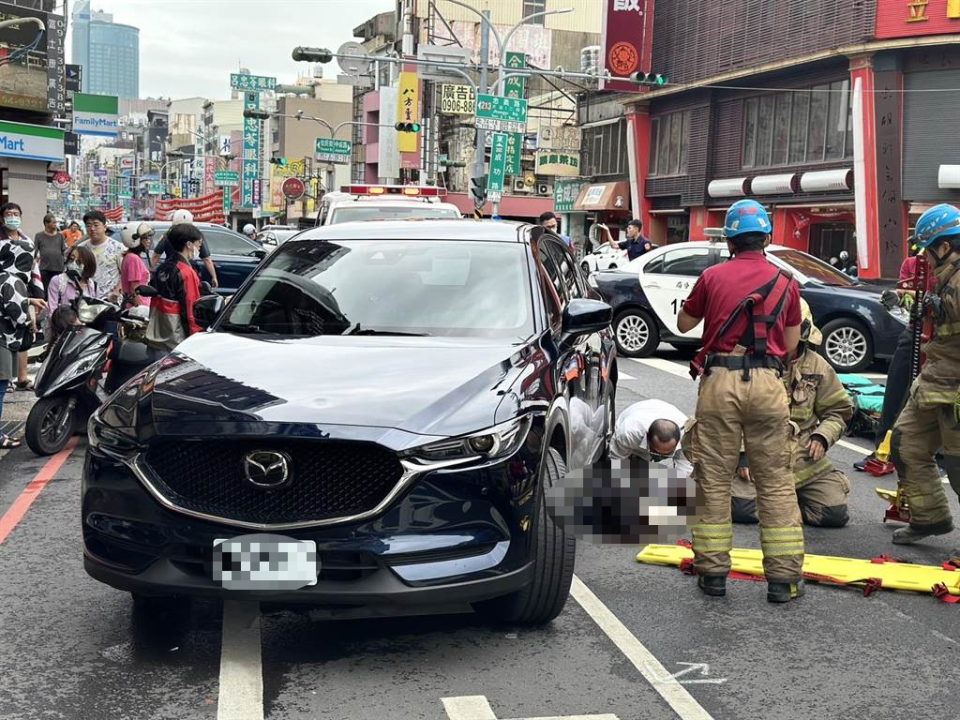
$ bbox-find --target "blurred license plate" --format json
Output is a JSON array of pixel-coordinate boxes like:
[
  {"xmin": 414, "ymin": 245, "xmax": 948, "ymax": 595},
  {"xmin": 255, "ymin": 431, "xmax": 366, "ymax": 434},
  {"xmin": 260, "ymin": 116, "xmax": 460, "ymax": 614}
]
[{"xmin": 213, "ymin": 533, "xmax": 318, "ymax": 591}]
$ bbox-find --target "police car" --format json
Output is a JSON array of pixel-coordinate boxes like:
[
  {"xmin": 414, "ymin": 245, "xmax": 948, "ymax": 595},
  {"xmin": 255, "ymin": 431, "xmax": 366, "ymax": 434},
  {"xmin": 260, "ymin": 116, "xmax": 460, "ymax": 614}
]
[
  {"xmin": 589, "ymin": 235, "xmax": 907, "ymax": 373},
  {"xmin": 316, "ymin": 185, "xmax": 462, "ymax": 225}
]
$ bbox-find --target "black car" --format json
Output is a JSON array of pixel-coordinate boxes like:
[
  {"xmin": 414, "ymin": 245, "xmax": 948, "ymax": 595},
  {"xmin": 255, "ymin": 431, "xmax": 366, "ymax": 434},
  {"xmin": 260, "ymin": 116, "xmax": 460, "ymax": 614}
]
[
  {"xmin": 111, "ymin": 222, "xmax": 266, "ymax": 296},
  {"xmin": 83, "ymin": 221, "xmax": 616, "ymax": 625},
  {"xmin": 590, "ymin": 241, "xmax": 907, "ymax": 373}
]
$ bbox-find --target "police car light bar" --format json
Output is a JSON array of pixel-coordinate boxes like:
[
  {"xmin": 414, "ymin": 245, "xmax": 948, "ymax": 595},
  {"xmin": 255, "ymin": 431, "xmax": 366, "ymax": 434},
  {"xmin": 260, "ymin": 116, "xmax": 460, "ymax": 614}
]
[
  {"xmin": 704, "ymin": 228, "xmax": 726, "ymax": 240},
  {"xmin": 341, "ymin": 185, "xmax": 447, "ymax": 197}
]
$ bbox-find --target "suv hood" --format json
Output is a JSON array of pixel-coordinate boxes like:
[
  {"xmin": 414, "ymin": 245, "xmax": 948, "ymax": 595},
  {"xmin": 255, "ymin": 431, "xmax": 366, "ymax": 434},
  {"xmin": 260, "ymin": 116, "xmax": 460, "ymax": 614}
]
[{"xmin": 147, "ymin": 332, "xmax": 524, "ymax": 437}]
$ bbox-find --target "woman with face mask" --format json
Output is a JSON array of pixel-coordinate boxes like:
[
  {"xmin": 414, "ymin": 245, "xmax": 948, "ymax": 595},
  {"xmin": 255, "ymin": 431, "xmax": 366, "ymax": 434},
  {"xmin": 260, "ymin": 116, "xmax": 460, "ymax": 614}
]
[
  {"xmin": 0, "ymin": 202, "xmax": 48, "ymax": 448},
  {"xmin": 47, "ymin": 245, "xmax": 102, "ymax": 313}
]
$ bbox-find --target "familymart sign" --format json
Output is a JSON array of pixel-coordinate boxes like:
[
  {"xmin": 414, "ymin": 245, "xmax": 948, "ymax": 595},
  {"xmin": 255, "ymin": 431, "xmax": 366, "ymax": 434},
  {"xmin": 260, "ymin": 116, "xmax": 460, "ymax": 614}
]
[
  {"xmin": 73, "ymin": 93, "xmax": 119, "ymax": 137},
  {"xmin": 0, "ymin": 121, "xmax": 65, "ymax": 163}
]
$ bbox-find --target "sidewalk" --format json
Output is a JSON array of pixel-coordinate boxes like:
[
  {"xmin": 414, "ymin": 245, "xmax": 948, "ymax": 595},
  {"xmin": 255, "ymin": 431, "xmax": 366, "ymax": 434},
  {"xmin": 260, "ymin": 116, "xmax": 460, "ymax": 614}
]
[{"xmin": 1, "ymin": 364, "xmax": 39, "ymax": 456}]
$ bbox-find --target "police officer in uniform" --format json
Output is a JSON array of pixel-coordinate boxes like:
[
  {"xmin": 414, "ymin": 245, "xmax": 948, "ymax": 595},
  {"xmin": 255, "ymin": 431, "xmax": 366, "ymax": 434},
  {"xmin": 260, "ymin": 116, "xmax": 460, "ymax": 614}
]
[
  {"xmin": 890, "ymin": 204, "xmax": 960, "ymax": 556},
  {"xmin": 678, "ymin": 199, "xmax": 805, "ymax": 603}
]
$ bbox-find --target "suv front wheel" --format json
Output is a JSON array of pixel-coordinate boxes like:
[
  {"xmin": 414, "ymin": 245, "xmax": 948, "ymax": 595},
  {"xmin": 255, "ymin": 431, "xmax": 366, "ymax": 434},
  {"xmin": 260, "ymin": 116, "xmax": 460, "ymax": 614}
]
[{"xmin": 475, "ymin": 447, "xmax": 575, "ymax": 625}]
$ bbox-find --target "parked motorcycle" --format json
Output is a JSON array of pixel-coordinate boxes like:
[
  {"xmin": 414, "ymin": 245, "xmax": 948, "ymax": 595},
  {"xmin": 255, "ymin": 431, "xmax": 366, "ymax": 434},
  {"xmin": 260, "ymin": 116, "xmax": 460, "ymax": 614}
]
[{"xmin": 25, "ymin": 293, "xmax": 159, "ymax": 456}]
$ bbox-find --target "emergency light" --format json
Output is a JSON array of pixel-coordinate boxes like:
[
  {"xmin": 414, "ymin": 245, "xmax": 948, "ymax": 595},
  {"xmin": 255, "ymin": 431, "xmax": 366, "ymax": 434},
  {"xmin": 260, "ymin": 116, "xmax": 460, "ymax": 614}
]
[{"xmin": 340, "ymin": 185, "xmax": 447, "ymax": 197}]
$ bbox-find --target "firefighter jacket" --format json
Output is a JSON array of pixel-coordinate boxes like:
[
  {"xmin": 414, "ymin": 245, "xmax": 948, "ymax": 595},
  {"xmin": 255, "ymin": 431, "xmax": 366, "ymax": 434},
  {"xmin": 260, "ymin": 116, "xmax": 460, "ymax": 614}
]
[
  {"xmin": 915, "ymin": 252, "xmax": 960, "ymax": 407},
  {"xmin": 784, "ymin": 347, "xmax": 854, "ymax": 487}
]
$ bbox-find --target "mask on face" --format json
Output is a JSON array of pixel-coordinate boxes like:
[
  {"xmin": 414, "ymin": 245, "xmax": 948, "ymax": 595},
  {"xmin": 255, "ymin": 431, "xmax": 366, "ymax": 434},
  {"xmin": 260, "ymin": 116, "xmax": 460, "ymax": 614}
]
[
  {"xmin": 190, "ymin": 243, "xmax": 201, "ymax": 261},
  {"xmin": 4, "ymin": 216, "xmax": 21, "ymax": 231},
  {"xmin": 66, "ymin": 262, "xmax": 82, "ymax": 278}
]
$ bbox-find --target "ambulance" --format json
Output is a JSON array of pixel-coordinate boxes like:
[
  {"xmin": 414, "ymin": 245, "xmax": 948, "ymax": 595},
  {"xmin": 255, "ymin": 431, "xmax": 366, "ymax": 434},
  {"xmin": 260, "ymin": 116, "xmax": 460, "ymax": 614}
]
[{"xmin": 316, "ymin": 185, "xmax": 462, "ymax": 226}]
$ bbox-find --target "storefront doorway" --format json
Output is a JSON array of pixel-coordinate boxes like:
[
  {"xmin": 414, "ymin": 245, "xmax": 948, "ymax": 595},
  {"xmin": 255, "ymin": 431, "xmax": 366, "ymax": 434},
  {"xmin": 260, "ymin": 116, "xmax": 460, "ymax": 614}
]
[{"xmin": 808, "ymin": 222, "xmax": 856, "ymax": 265}]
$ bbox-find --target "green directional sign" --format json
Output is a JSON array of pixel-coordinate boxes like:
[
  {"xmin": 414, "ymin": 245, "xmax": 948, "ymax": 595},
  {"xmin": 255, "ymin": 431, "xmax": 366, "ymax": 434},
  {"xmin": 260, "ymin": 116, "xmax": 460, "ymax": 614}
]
[
  {"xmin": 230, "ymin": 73, "xmax": 276, "ymax": 92},
  {"xmin": 487, "ymin": 133, "xmax": 508, "ymax": 202},
  {"xmin": 316, "ymin": 137, "xmax": 352, "ymax": 164},
  {"xmin": 503, "ymin": 52, "xmax": 526, "ymax": 177},
  {"xmin": 214, "ymin": 170, "xmax": 240, "ymax": 187},
  {"xmin": 476, "ymin": 94, "xmax": 528, "ymax": 134}
]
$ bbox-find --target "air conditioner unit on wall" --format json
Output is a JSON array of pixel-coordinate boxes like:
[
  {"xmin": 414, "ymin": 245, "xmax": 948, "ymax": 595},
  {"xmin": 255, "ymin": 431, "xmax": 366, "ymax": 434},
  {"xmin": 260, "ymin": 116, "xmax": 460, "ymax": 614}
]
[
  {"xmin": 536, "ymin": 182, "xmax": 552, "ymax": 196},
  {"xmin": 513, "ymin": 178, "xmax": 531, "ymax": 193}
]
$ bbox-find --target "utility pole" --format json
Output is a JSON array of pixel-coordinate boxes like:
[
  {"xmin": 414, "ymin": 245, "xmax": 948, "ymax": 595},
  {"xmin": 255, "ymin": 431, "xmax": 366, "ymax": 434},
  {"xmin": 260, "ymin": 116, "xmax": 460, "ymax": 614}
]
[{"xmin": 472, "ymin": 9, "xmax": 491, "ymax": 218}]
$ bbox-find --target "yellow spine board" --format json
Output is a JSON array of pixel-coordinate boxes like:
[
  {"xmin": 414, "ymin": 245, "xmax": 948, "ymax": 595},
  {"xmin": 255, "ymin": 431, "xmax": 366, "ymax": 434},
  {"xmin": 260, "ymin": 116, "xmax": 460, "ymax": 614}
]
[{"xmin": 636, "ymin": 545, "xmax": 960, "ymax": 596}]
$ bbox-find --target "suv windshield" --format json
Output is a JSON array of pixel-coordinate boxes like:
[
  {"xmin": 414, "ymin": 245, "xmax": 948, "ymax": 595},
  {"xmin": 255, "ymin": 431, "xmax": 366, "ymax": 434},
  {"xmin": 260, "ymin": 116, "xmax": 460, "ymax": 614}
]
[
  {"xmin": 329, "ymin": 206, "xmax": 461, "ymax": 224},
  {"xmin": 769, "ymin": 247, "xmax": 858, "ymax": 287},
  {"xmin": 221, "ymin": 239, "xmax": 534, "ymax": 338}
]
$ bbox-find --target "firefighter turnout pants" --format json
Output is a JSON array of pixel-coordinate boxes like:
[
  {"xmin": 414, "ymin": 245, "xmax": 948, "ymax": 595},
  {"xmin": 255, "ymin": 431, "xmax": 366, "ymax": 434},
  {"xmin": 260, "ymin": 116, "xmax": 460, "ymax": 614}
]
[
  {"xmin": 689, "ymin": 364, "xmax": 804, "ymax": 582},
  {"xmin": 891, "ymin": 393, "xmax": 960, "ymax": 530}
]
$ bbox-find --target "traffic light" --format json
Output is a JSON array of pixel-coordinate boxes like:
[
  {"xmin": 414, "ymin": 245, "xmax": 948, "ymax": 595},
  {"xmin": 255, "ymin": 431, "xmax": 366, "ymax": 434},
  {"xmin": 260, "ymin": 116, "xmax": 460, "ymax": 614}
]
[
  {"xmin": 243, "ymin": 109, "xmax": 271, "ymax": 120},
  {"xmin": 269, "ymin": 157, "xmax": 288, "ymax": 166},
  {"xmin": 470, "ymin": 174, "xmax": 487, "ymax": 205},
  {"xmin": 630, "ymin": 72, "xmax": 668, "ymax": 87},
  {"xmin": 395, "ymin": 122, "xmax": 421, "ymax": 133},
  {"xmin": 292, "ymin": 46, "xmax": 334, "ymax": 63}
]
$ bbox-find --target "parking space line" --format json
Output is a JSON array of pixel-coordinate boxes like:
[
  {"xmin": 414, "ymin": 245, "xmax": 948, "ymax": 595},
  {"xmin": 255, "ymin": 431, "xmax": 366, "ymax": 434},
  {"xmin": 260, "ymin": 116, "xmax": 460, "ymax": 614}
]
[
  {"xmin": 570, "ymin": 576, "xmax": 714, "ymax": 720},
  {"xmin": 218, "ymin": 600, "xmax": 263, "ymax": 720},
  {"xmin": 0, "ymin": 437, "xmax": 77, "ymax": 547}
]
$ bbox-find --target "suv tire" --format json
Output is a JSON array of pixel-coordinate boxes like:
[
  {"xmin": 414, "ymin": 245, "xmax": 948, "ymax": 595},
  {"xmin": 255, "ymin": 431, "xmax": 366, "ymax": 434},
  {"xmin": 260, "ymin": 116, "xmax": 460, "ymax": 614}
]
[{"xmin": 476, "ymin": 447, "xmax": 575, "ymax": 625}]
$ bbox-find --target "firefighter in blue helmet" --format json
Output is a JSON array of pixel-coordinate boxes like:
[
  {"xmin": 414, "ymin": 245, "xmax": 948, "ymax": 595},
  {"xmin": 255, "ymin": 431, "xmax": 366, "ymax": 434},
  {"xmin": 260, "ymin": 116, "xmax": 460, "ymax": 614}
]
[
  {"xmin": 678, "ymin": 199, "xmax": 806, "ymax": 602},
  {"xmin": 889, "ymin": 203, "xmax": 960, "ymax": 559}
]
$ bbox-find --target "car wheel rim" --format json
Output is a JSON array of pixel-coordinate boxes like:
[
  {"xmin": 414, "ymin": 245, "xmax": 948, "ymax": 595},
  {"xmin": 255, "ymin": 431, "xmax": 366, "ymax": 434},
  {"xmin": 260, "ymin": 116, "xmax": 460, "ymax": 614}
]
[
  {"xmin": 825, "ymin": 327, "xmax": 867, "ymax": 368},
  {"xmin": 617, "ymin": 315, "xmax": 649, "ymax": 352}
]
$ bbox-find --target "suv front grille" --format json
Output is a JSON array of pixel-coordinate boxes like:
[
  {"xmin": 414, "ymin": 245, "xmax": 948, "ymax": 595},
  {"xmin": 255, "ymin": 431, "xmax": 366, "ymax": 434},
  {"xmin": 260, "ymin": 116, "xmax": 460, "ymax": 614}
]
[{"xmin": 143, "ymin": 439, "xmax": 404, "ymax": 526}]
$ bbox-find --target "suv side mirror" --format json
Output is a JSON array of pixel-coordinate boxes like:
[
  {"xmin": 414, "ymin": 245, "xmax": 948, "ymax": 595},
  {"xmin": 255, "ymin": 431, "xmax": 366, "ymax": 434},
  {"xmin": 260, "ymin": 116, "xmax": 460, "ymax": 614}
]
[
  {"xmin": 193, "ymin": 294, "xmax": 225, "ymax": 330},
  {"xmin": 562, "ymin": 298, "xmax": 612, "ymax": 337}
]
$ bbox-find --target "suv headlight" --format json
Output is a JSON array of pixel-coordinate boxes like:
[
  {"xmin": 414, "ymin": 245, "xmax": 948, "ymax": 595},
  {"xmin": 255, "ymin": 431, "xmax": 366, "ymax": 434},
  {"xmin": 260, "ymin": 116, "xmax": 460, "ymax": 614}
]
[{"xmin": 409, "ymin": 416, "xmax": 532, "ymax": 465}]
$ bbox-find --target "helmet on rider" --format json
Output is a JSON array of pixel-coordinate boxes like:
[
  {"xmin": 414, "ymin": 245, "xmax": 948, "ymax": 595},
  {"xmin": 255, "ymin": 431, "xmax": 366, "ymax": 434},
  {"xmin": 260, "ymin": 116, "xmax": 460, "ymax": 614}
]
[
  {"xmin": 799, "ymin": 298, "xmax": 822, "ymax": 346},
  {"xmin": 119, "ymin": 222, "xmax": 155, "ymax": 250},
  {"xmin": 243, "ymin": 223, "xmax": 256, "ymax": 236},
  {"xmin": 171, "ymin": 209, "xmax": 194, "ymax": 225},
  {"xmin": 915, "ymin": 204, "xmax": 960, "ymax": 266},
  {"xmin": 723, "ymin": 199, "xmax": 772, "ymax": 239}
]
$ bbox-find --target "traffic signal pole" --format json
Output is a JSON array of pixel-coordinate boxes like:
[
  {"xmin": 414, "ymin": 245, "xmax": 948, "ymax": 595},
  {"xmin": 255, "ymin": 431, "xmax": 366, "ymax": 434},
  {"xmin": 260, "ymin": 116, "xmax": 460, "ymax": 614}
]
[{"xmin": 475, "ymin": 9, "xmax": 491, "ymax": 217}]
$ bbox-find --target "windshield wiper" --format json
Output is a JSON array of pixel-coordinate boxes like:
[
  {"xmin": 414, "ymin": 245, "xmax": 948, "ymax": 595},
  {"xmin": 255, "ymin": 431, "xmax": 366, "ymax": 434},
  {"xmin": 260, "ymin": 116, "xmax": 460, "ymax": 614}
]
[
  {"xmin": 220, "ymin": 321, "xmax": 269, "ymax": 334},
  {"xmin": 345, "ymin": 324, "xmax": 429, "ymax": 337}
]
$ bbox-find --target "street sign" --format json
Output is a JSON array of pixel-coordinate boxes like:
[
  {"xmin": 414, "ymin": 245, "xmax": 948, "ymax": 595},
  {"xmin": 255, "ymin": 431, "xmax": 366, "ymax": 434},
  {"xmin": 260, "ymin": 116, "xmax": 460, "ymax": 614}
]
[
  {"xmin": 282, "ymin": 177, "xmax": 306, "ymax": 201},
  {"xmin": 214, "ymin": 170, "xmax": 240, "ymax": 187},
  {"xmin": 230, "ymin": 73, "xmax": 277, "ymax": 91},
  {"xmin": 65, "ymin": 64, "xmax": 82, "ymax": 93},
  {"xmin": 94, "ymin": 168, "xmax": 107, "ymax": 177},
  {"xmin": 503, "ymin": 53, "xmax": 526, "ymax": 177},
  {"xmin": 440, "ymin": 84, "xmax": 476, "ymax": 115},
  {"xmin": 337, "ymin": 41, "xmax": 372, "ymax": 76},
  {"xmin": 487, "ymin": 133, "xmax": 508, "ymax": 202},
  {"xmin": 315, "ymin": 137, "xmax": 352, "ymax": 164},
  {"xmin": 242, "ymin": 91, "xmax": 260, "ymax": 208},
  {"xmin": 51, "ymin": 171, "xmax": 71, "ymax": 189},
  {"xmin": 475, "ymin": 95, "xmax": 527, "ymax": 135}
]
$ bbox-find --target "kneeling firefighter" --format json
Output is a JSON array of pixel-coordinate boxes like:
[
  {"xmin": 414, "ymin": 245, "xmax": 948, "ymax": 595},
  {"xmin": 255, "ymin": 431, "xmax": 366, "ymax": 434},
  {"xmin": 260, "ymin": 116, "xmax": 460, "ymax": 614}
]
[
  {"xmin": 889, "ymin": 203, "xmax": 960, "ymax": 555},
  {"xmin": 731, "ymin": 299, "xmax": 854, "ymax": 528},
  {"xmin": 677, "ymin": 199, "xmax": 805, "ymax": 603}
]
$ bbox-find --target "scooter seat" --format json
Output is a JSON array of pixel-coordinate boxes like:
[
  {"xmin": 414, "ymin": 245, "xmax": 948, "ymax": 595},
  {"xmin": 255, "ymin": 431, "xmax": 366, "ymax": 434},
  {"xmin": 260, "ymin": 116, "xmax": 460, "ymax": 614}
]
[{"xmin": 116, "ymin": 341, "xmax": 154, "ymax": 365}]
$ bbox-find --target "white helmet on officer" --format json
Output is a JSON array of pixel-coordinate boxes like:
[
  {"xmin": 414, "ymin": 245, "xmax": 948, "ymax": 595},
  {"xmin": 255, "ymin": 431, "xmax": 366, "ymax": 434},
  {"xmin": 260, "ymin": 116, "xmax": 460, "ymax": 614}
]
[
  {"xmin": 171, "ymin": 209, "xmax": 194, "ymax": 225},
  {"xmin": 243, "ymin": 223, "xmax": 256, "ymax": 237},
  {"xmin": 119, "ymin": 222, "xmax": 155, "ymax": 250}
]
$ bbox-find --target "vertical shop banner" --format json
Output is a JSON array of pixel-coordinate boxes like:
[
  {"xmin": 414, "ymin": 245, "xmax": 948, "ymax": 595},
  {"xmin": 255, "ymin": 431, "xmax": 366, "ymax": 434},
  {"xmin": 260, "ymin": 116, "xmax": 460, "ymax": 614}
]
[
  {"xmin": 203, "ymin": 156, "xmax": 217, "ymax": 196},
  {"xmin": 487, "ymin": 133, "xmax": 508, "ymax": 202},
  {"xmin": 599, "ymin": 0, "xmax": 654, "ymax": 93},
  {"xmin": 378, "ymin": 86, "xmax": 400, "ymax": 180},
  {"xmin": 242, "ymin": 91, "xmax": 259, "ymax": 208},
  {"xmin": 504, "ymin": 52, "xmax": 526, "ymax": 177},
  {"xmin": 46, "ymin": 12, "xmax": 66, "ymax": 115},
  {"xmin": 396, "ymin": 70, "xmax": 420, "ymax": 153}
]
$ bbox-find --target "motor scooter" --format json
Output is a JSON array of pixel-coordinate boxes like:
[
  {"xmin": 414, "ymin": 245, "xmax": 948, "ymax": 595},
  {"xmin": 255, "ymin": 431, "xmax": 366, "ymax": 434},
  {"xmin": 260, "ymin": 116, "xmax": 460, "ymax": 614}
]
[{"xmin": 25, "ymin": 293, "xmax": 159, "ymax": 456}]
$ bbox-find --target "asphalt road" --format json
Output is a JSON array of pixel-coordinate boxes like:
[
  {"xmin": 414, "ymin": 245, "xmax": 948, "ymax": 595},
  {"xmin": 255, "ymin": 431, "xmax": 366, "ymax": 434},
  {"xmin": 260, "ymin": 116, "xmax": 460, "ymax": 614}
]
[{"xmin": 1, "ymin": 348, "xmax": 958, "ymax": 720}]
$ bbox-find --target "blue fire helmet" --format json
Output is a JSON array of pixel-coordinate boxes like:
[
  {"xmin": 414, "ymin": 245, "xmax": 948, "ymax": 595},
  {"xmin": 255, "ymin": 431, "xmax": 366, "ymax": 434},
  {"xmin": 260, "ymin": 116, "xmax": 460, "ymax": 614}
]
[
  {"xmin": 915, "ymin": 203, "xmax": 960, "ymax": 249},
  {"xmin": 723, "ymin": 200, "xmax": 772, "ymax": 239}
]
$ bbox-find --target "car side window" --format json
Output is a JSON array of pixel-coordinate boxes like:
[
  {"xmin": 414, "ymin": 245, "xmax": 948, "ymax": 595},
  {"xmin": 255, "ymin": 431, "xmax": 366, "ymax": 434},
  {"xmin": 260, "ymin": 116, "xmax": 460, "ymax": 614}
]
[
  {"xmin": 204, "ymin": 230, "xmax": 255, "ymax": 256},
  {"xmin": 535, "ymin": 243, "xmax": 565, "ymax": 324},
  {"xmin": 542, "ymin": 240, "xmax": 582, "ymax": 301},
  {"xmin": 659, "ymin": 248, "xmax": 711, "ymax": 276},
  {"xmin": 644, "ymin": 255, "xmax": 665, "ymax": 274}
]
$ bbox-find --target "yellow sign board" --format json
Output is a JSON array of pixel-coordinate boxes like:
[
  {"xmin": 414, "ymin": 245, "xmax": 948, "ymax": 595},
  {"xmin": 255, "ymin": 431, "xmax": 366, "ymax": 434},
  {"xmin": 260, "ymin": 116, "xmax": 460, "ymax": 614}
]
[
  {"xmin": 396, "ymin": 71, "xmax": 419, "ymax": 153},
  {"xmin": 267, "ymin": 159, "xmax": 306, "ymax": 212}
]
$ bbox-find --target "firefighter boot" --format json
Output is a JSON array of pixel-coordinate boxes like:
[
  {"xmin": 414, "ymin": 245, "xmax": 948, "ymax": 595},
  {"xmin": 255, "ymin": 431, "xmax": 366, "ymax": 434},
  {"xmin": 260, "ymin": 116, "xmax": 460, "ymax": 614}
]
[
  {"xmin": 891, "ymin": 520, "xmax": 954, "ymax": 545},
  {"xmin": 697, "ymin": 575, "xmax": 727, "ymax": 597},
  {"xmin": 767, "ymin": 579, "xmax": 805, "ymax": 603}
]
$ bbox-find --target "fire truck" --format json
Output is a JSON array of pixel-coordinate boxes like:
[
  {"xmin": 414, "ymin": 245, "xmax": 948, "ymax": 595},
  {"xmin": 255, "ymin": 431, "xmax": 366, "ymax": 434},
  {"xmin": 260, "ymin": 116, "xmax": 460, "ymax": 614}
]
[{"xmin": 315, "ymin": 185, "xmax": 462, "ymax": 226}]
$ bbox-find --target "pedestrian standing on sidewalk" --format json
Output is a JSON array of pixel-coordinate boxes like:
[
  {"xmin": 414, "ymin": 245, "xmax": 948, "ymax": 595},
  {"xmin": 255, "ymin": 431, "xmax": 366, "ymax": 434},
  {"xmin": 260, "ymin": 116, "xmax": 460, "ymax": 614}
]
[
  {"xmin": 677, "ymin": 199, "xmax": 805, "ymax": 604},
  {"xmin": 0, "ymin": 202, "xmax": 48, "ymax": 449},
  {"xmin": 34, "ymin": 213, "xmax": 67, "ymax": 297},
  {"xmin": 63, "ymin": 221, "xmax": 83, "ymax": 248},
  {"xmin": 75, "ymin": 210, "xmax": 124, "ymax": 303}
]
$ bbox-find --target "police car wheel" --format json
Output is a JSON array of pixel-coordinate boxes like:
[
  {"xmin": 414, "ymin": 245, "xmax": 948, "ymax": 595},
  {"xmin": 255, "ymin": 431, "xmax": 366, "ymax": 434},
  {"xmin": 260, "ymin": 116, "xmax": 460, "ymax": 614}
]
[
  {"xmin": 819, "ymin": 318, "xmax": 873, "ymax": 373},
  {"xmin": 614, "ymin": 309, "xmax": 659, "ymax": 358}
]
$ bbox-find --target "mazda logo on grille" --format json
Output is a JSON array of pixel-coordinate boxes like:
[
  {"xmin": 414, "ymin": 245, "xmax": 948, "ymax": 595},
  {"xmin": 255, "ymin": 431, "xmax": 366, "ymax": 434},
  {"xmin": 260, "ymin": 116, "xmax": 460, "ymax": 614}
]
[{"xmin": 243, "ymin": 450, "xmax": 292, "ymax": 489}]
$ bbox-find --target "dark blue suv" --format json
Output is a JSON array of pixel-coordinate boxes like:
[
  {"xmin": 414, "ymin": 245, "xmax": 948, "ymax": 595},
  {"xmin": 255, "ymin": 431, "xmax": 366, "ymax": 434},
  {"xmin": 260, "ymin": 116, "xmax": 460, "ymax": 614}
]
[{"xmin": 83, "ymin": 221, "xmax": 616, "ymax": 625}]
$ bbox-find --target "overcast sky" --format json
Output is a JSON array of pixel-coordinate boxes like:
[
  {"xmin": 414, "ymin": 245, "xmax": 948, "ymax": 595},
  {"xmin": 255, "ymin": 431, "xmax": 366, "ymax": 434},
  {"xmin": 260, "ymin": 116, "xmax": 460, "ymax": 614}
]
[{"xmin": 69, "ymin": 0, "xmax": 394, "ymax": 100}]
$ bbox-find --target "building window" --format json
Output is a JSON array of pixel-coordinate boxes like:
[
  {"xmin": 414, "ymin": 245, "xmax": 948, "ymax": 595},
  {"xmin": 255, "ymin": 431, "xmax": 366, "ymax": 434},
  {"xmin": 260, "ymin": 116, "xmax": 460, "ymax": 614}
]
[
  {"xmin": 582, "ymin": 120, "xmax": 627, "ymax": 178},
  {"xmin": 648, "ymin": 111, "xmax": 690, "ymax": 178},
  {"xmin": 742, "ymin": 80, "xmax": 852, "ymax": 169},
  {"xmin": 523, "ymin": 0, "xmax": 547, "ymax": 23}
]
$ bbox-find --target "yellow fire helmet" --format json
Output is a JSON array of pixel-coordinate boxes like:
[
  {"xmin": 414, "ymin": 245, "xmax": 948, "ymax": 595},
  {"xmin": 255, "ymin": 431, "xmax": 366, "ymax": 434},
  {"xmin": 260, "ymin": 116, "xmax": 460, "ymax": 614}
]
[{"xmin": 800, "ymin": 298, "xmax": 823, "ymax": 345}]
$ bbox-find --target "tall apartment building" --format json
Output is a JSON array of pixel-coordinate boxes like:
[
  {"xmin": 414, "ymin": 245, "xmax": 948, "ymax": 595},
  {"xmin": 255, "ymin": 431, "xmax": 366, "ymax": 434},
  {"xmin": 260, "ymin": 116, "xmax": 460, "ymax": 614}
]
[{"xmin": 71, "ymin": 0, "xmax": 140, "ymax": 98}]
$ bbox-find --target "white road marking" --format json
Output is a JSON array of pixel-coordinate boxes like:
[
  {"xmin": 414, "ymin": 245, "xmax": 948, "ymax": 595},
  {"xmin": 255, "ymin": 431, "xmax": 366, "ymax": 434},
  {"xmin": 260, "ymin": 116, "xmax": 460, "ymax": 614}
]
[
  {"xmin": 618, "ymin": 371, "xmax": 635, "ymax": 381},
  {"xmin": 218, "ymin": 600, "xmax": 263, "ymax": 720},
  {"xmin": 628, "ymin": 357, "xmax": 690, "ymax": 379},
  {"xmin": 442, "ymin": 694, "xmax": 619, "ymax": 720},
  {"xmin": 570, "ymin": 576, "xmax": 714, "ymax": 720},
  {"xmin": 835, "ymin": 439, "xmax": 871, "ymax": 455}
]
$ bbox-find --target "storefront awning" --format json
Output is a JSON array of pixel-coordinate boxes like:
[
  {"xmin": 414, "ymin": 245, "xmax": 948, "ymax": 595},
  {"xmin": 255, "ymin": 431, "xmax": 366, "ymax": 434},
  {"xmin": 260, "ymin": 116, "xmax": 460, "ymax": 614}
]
[
  {"xmin": 939, "ymin": 165, "xmax": 960, "ymax": 189},
  {"xmin": 574, "ymin": 181, "xmax": 631, "ymax": 212}
]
